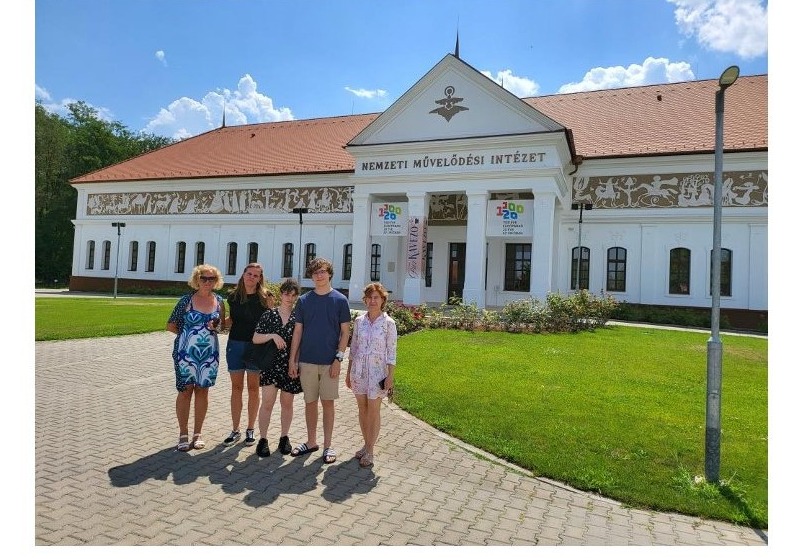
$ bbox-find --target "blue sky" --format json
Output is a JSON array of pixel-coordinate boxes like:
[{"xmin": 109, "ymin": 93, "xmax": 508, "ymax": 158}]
[{"xmin": 33, "ymin": 0, "xmax": 769, "ymax": 141}]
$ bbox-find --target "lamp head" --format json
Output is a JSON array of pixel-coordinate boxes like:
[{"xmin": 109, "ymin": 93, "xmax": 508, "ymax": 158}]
[{"xmin": 718, "ymin": 65, "xmax": 740, "ymax": 89}]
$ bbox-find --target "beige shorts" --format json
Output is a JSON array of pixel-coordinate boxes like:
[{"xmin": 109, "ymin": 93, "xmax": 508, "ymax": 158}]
[{"xmin": 299, "ymin": 362, "xmax": 340, "ymax": 403}]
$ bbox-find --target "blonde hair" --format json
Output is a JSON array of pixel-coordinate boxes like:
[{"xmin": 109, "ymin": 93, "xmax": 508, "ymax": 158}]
[
  {"xmin": 362, "ymin": 282, "xmax": 389, "ymax": 311},
  {"xmin": 188, "ymin": 264, "xmax": 224, "ymax": 290}
]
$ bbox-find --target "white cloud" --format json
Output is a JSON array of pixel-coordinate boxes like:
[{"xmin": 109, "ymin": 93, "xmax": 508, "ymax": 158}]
[
  {"xmin": 344, "ymin": 87, "xmax": 388, "ymax": 99},
  {"xmin": 668, "ymin": 0, "xmax": 768, "ymax": 58},
  {"xmin": 481, "ymin": 69, "xmax": 540, "ymax": 97},
  {"xmin": 155, "ymin": 50, "xmax": 167, "ymax": 66},
  {"xmin": 557, "ymin": 57, "xmax": 696, "ymax": 93},
  {"xmin": 35, "ymin": 83, "xmax": 115, "ymax": 122},
  {"xmin": 142, "ymin": 74, "xmax": 294, "ymax": 140}
]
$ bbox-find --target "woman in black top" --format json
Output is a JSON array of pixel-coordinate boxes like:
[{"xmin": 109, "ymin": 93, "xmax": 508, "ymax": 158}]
[{"xmin": 222, "ymin": 263, "xmax": 273, "ymax": 447}]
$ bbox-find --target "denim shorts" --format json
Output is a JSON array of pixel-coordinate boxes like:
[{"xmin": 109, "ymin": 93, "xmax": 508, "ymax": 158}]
[{"xmin": 225, "ymin": 339, "xmax": 259, "ymax": 373}]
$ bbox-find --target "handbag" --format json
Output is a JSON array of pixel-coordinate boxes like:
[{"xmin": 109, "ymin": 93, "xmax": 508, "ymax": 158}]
[{"xmin": 244, "ymin": 340, "xmax": 279, "ymax": 372}]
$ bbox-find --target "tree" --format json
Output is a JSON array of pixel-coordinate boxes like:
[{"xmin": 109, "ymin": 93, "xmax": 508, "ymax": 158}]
[{"xmin": 34, "ymin": 101, "xmax": 172, "ymax": 283}]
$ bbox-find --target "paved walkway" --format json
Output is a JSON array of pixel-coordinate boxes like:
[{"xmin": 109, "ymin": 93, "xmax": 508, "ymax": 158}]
[{"xmin": 35, "ymin": 331, "xmax": 768, "ymax": 546}]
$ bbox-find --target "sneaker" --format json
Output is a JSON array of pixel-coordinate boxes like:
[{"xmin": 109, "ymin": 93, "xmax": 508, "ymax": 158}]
[
  {"xmin": 223, "ymin": 431, "xmax": 241, "ymax": 446},
  {"xmin": 244, "ymin": 429, "xmax": 256, "ymax": 446},
  {"xmin": 278, "ymin": 435, "xmax": 292, "ymax": 455},
  {"xmin": 256, "ymin": 437, "xmax": 270, "ymax": 457}
]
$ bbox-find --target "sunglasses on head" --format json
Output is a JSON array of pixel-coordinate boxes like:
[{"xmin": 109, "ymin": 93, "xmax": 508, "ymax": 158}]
[{"xmin": 199, "ymin": 276, "xmax": 217, "ymax": 282}]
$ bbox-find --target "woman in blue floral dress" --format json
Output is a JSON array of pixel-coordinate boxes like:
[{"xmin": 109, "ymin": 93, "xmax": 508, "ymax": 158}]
[{"xmin": 167, "ymin": 265, "xmax": 226, "ymax": 451}]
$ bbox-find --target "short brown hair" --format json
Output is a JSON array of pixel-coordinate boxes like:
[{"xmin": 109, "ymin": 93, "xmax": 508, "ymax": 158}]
[
  {"xmin": 306, "ymin": 257, "xmax": 334, "ymax": 278},
  {"xmin": 362, "ymin": 282, "xmax": 389, "ymax": 311}
]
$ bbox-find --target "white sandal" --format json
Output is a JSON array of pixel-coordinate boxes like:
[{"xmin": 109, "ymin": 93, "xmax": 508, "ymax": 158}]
[
  {"xmin": 176, "ymin": 435, "xmax": 190, "ymax": 451},
  {"xmin": 192, "ymin": 433, "xmax": 205, "ymax": 450}
]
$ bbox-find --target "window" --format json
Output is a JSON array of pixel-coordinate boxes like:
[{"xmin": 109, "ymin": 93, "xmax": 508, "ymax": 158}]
[
  {"xmin": 85, "ymin": 240, "xmax": 95, "ymax": 270},
  {"xmin": 669, "ymin": 247, "xmax": 690, "ymax": 294},
  {"xmin": 146, "ymin": 241, "xmax": 156, "ymax": 272},
  {"xmin": 425, "ymin": 242, "xmax": 433, "ymax": 287},
  {"xmin": 195, "ymin": 242, "xmax": 205, "ymax": 266},
  {"xmin": 128, "ymin": 241, "xmax": 138, "ymax": 271},
  {"xmin": 227, "ymin": 242, "xmax": 238, "ymax": 276},
  {"xmin": 710, "ymin": 248, "xmax": 732, "ymax": 297},
  {"xmin": 342, "ymin": 244, "xmax": 352, "ymax": 280},
  {"xmin": 101, "ymin": 240, "xmax": 111, "ymax": 270},
  {"xmin": 504, "ymin": 243, "xmax": 532, "ymax": 291},
  {"xmin": 606, "ymin": 247, "xmax": 627, "ymax": 292},
  {"xmin": 370, "ymin": 244, "xmax": 381, "ymax": 281},
  {"xmin": 175, "ymin": 241, "xmax": 186, "ymax": 274},
  {"xmin": 248, "ymin": 242, "xmax": 258, "ymax": 264},
  {"xmin": 304, "ymin": 243, "xmax": 316, "ymax": 278},
  {"xmin": 570, "ymin": 246, "xmax": 590, "ymax": 290},
  {"xmin": 282, "ymin": 243, "xmax": 293, "ymax": 278}
]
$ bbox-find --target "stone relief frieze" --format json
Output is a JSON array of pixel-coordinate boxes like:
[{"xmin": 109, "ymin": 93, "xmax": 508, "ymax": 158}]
[
  {"xmin": 572, "ymin": 171, "xmax": 767, "ymax": 208},
  {"xmin": 86, "ymin": 186, "xmax": 353, "ymax": 216},
  {"xmin": 428, "ymin": 194, "xmax": 468, "ymax": 225}
]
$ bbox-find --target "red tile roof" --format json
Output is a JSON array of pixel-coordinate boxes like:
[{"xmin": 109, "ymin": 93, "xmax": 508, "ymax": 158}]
[{"xmin": 73, "ymin": 75, "xmax": 766, "ymax": 184}]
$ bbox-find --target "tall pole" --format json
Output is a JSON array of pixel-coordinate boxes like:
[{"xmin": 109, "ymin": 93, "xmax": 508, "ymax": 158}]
[
  {"xmin": 111, "ymin": 222, "xmax": 126, "ymax": 299},
  {"xmin": 706, "ymin": 65, "xmax": 738, "ymax": 483},
  {"xmin": 292, "ymin": 208, "xmax": 309, "ymax": 283}
]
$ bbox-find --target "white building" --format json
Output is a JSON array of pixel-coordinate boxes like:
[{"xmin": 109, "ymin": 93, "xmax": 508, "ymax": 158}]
[{"xmin": 70, "ymin": 54, "xmax": 768, "ymax": 327}]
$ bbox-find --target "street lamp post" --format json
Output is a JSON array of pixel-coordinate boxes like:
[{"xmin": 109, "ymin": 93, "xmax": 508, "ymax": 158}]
[
  {"xmin": 571, "ymin": 202, "xmax": 592, "ymax": 290},
  {"xmin": 111, "ymin": 222, "xmax": 126, "ymax": 299},
  {"xmin": 292, "ymin": 208, "xmax": 309, "ymax": 283},
  {"xmin": 706, "ymin": 65, "xmax": 739, "ymax": 483}
]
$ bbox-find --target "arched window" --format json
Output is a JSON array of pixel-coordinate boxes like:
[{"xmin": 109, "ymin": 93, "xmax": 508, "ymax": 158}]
[
  {"xmin": 570, "ymin": 246, "xmax": 590, "ymax": 290},
  {"xmin": 282, "ymin": 243, "xmax": 293, "ymax": 278},
  {"xmin": 669, "ymin": 247, "xmax": 690, "ymax": 294},
  {"xmin": 146, "ymin": 241, "xmax": 156, "ymax": 272},
  {"xmin": 606, "ymin": 247, "xmax": 627, "ymax": 292},
  {"xmin": 175, "ymin": 241, "xmax": 186, "ymax": 274},
  {"xmin": 248, "ymin": 242, "xmax": 258, "ymax": 264},
  {"xmin": 195, "ymin": 242, "xmax": 205, "ymax": 266},
  {"xmin": 342, "ymin": 244, "xmax": 352, "ymax": 280},
  {"xmin": 85, "ymin": 240, "xmax": 95, "ymax": 270},
  {"xmin": 370, "ymin": 244, "xmax": 381, "ymax": 281},
  {"xmin": 101, "ymin": 240, "xmax": 111, "ymax": 270},
  {"xmin": 710, "ymin": 248, "xmax": 732, "ymax": 297},
  {"xmin": 227, "ymin": 242, "xmax": 238, "ymax": 276},
  {"xmin": 128, "ymin": 241, "xmax": 138, "ymax": 271},
  {"xmin": 304, "ymin": 243, "xmax": 317, "ymax": 278}
]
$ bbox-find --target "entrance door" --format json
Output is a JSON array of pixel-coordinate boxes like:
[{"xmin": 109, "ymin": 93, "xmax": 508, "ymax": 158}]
[{"xmin": 447, "ymin": 243, "xmax": 466, "ymax": 302}]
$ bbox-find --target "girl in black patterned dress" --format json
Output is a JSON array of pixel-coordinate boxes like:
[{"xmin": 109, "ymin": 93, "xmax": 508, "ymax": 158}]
[{"xmin": 252, "ymin": 278, "xmax": 302, "ymax": 457}]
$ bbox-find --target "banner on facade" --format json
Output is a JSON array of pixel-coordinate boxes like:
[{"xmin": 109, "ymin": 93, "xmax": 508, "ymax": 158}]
[
  {"xmin": 405, "ymin": 216, "xmax": 428, "ymax": 279},
  {"xmin": 486, "ymin": 200, "xmax": 533, "ymax": 236},
  {"xmin": 370, "ymin": 203, "xmax": 408, "ymax": 236}
]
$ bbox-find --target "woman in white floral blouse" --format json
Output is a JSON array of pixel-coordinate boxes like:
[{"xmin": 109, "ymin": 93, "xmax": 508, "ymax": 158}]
[{"xmin": 345, "ymin": 282, "xmax": 397, "ymax": 467}]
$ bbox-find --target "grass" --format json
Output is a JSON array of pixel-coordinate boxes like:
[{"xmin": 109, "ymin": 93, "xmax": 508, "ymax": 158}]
[{"xmin": 34, "ymin": 297, "xmax": 767, "ymax": 528}]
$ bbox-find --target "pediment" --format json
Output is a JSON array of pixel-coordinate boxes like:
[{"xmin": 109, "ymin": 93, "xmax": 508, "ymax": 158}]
[{"xmin": 349, "ymin": 54, "xmax": 564, "ymax": 146}]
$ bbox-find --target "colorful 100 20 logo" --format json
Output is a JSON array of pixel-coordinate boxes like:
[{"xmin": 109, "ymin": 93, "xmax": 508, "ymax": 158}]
[
  {"xmin": 496, "ymin": 201, "xmax": 524, "ymax": 220},
  {"xmin": 378, "ymin": 204, "xmax": 403, "ymax": 220}
]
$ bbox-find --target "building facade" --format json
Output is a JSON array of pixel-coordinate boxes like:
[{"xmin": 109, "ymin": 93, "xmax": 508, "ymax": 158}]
[{"xmin": 70, "ymin": 55, "xmax": 768, "ymax": 324}]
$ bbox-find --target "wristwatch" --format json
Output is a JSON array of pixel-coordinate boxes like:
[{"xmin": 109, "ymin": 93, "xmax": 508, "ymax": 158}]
[{"xmin": 335, "ymin": 351, "xmax": 345, "ymax": 362}]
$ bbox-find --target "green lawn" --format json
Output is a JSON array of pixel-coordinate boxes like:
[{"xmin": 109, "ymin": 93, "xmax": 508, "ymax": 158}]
[{"xmin": 35, "ymin": 297, "xmax": 767, "ymax": 527}]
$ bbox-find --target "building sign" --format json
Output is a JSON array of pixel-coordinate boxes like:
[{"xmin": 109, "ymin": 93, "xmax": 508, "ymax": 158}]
[
  {"xmin": 370, "ymin": 203, "xmax": 408, "ymax": 236},
  {"xmin": 405, "ymin": 216, "xmax": 428, "ymax": 279},
  {"xmin": 486, "ymin": 200, "xmax": 533, "ymax": 237},
  {"xmin": 357, "ymin": 148, "xmax": 552, "ymax": 176}
]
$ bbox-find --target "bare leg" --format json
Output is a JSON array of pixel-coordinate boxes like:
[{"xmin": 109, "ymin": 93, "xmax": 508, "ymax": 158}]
[
  {"xmin": 258, "ymin": 385, "xmax": 278, "ymax": 439},
  {"xmin": 229, "ymin": 372, "xmax": 244, "ymax": 431},
  {"xmin": 193, "ymin": 387, "xmax": 209, "ymax": 434},
  {"xmin": 354, "ymin": 394, "xmax": 369, "ymax": 449},
  {"xmin": 279, "ymin": 391, "xmax": 295, "ymax": 437},
  {"xmin": 176, "ymin": 387, "xmax": 193, "ymax": 436},
  {"xmin": 245, "ymin": 372, "xmax": 260, "ymax": 430},
  {"xmin": 304, "ymin": 399, "xmax": 319, "ymax": 447},
  {"xmin": 365, "ymin": 397, "xmax": 383, "ymax": 455},
  {"xmin": 321, "ymin": 399, "xmax": 335, "ymax": 449}
]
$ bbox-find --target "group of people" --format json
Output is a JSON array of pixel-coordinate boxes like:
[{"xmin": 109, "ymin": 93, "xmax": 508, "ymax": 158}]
[{"xmin": 166, "ymin": 257, "xmax": 397, "ymax": 468}]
